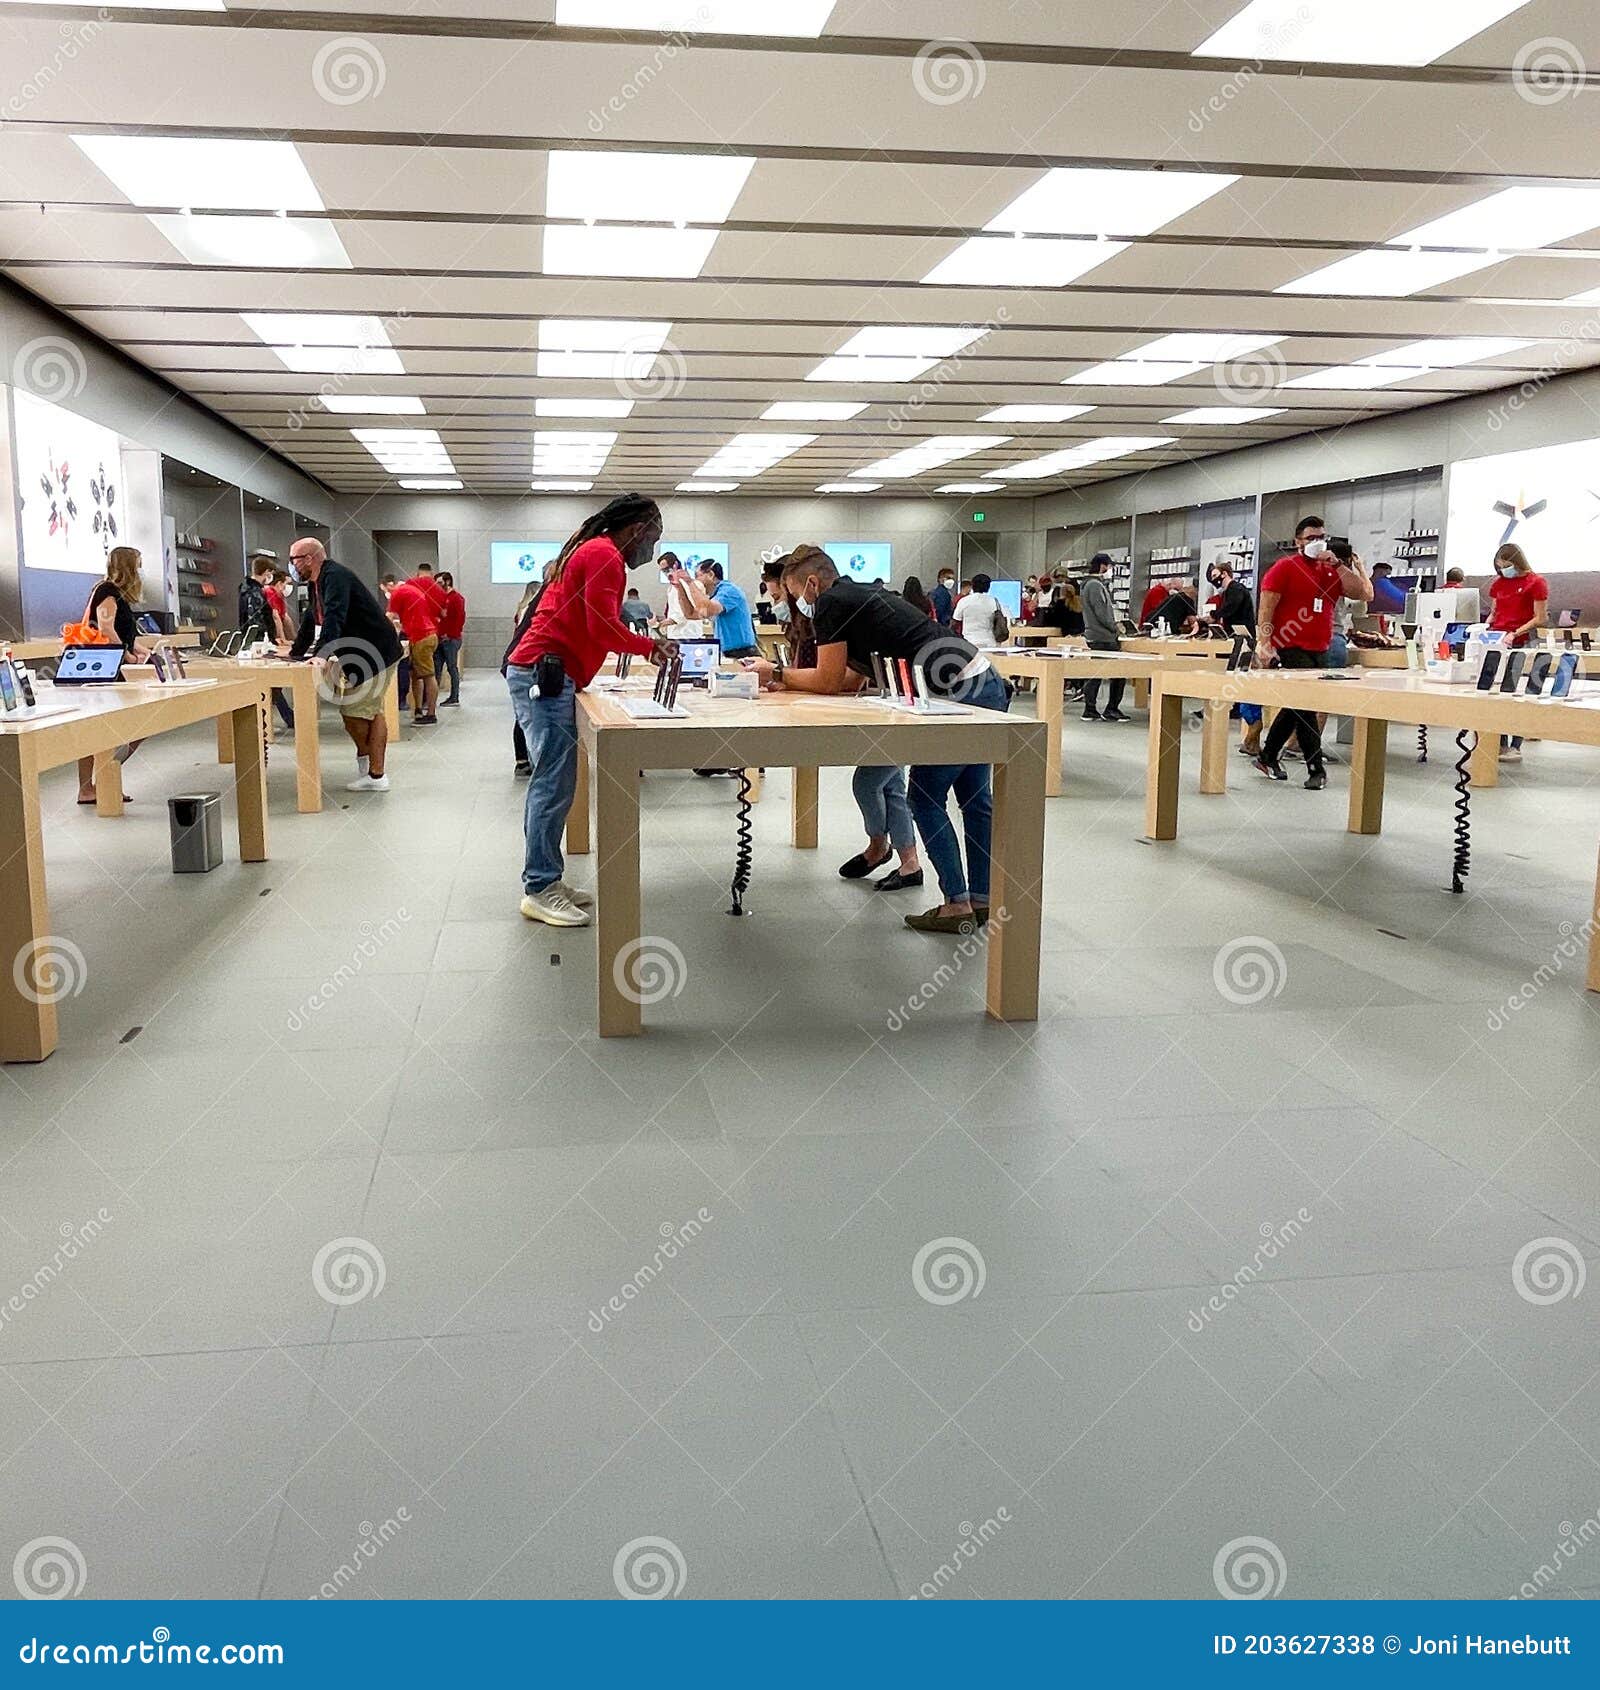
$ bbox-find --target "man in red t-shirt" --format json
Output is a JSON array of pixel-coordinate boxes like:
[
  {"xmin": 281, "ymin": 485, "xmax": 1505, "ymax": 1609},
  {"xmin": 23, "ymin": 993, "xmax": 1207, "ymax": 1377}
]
[
  {"xmin": 1252, "ymin": 515, "xmax": 1373, "ymax": 788},
  {"xmin": 435, "ymin": 571, "xmax": 467, "ymax": 707},
  {"xmin": 505, "ymin": 495, "xmax": 675, "ymax": 928},
  {"xmin": 388, "ymin": 567, "xmax": 446, "ymax": 722}
]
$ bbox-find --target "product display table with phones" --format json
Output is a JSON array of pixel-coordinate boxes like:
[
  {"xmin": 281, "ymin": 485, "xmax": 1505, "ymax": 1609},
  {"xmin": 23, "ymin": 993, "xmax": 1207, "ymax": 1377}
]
[
  {"xmin": 565, "ymin": 688, "xmax": 1048, "ymax": 1037},
  {"xmin": 132, "ymin": 658, "xmax": 326, "ymax": 814},
  {"xmin": 0, "ymin": 676, "xmax": 271, "ymax": 1063},
  {"xmin": 10, "ymin": 629, "xmax": 204, "ymax": 663},
  {"xmin": 988, "ymin": 646, "xmax": 1227, "ymax": 798},
  {"xmin": 1009, "ymin": 628, "xmax": 1070, "ymax": 647},
  {"xmin": 1143, "ymin": 667, "xmax": 1600, "ymax": 990}
]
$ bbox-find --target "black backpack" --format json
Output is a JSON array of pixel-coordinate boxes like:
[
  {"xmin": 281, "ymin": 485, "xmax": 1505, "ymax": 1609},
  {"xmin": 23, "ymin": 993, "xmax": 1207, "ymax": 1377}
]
[{"xmin": 239, "ymin": 576, "xmax": 270, "ymax": 634}]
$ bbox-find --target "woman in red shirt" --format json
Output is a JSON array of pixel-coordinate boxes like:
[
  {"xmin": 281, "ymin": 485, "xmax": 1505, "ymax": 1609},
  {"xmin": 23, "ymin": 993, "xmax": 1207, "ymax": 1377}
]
[
  {"xmin": 503, "ymin": 495, "xmax": 675, "ymax": 927},
  {"xmin": 1488, "ymin": 543, "xmax": 1549, "ymax": 761}
]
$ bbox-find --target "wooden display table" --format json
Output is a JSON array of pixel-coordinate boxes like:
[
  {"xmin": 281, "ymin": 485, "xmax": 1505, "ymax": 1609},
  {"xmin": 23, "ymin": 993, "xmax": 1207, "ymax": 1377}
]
[
  {"xmin": 565, "ymin": 689, "xmax": 1048, "ymax": 1036},
  {"xmin": 9, "ymin": 629, "xmax": 204, "ymax": 662},
  {"xmin": 988, "ymin": 647, "xmax": 1223, "ymax": 797},
  {"xmin": 1010, "ymin": 628, "xmax": 1070, "ymax": 647},
  {"xmin": 1143, "ymin": 667, "xmax": 1600, "ymax": 989},
  {"xmin": 0, "ymin": 677, "xmax": 271, "ymax": 1063}
]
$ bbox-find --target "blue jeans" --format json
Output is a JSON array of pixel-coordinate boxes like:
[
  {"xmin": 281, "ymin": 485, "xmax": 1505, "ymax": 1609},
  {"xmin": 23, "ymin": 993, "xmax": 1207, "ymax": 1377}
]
[
  {"xmin": 853, "ymin": 766, "xmax": 914, "ymax": 852},
  {"xmin": 436, "ymin": 637, "xmax": 462, "ymax": 702},
  {"xmin": 506, "ymin": 667, "xmax": 578, "ymax": 895},
  {"xmin": 1326, "ymin": 632, "xmax": 1350, "ymax": 668},
  {"xmin": 908, "ymin": 667, "xmax": 1010, "ymax": 906}
]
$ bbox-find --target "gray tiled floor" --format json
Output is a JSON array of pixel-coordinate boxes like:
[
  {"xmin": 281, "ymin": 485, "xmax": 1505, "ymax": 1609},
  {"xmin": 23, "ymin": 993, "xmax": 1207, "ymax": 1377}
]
[{"xmin": 3, "ymin": 682, "xmax": 1600, "ymax": 1601}]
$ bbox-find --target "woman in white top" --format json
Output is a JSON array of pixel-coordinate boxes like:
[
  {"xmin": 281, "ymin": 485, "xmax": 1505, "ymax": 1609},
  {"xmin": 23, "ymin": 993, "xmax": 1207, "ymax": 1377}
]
[{"xmin": 953, "ymin": 572, "xmax": 1003, "ymax": 649}]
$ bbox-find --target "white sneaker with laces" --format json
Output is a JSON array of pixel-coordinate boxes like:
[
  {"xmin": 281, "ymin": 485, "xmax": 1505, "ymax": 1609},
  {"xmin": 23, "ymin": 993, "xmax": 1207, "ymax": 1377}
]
[
  {"xmin": 548, "ymin": 880, "xmax": 594, "ymax": 909},
  {"xmin": 345, "ymin": 773, "xmax": 390, "ymax": 792},
  {"xmin": 520, "ymin": 888, "xmax": 591, "ymax": 927}
]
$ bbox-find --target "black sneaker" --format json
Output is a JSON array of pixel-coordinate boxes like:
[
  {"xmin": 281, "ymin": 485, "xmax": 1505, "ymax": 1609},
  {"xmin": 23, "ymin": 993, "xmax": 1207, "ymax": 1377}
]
[
  {"xmin": 1252, "ymin": 755, "xmax": 1288, "ymax": 782},
  {"xmin": 1304, "ymin": 763, "xmax": 1328, "ymax": 790},
  {"xmin": 1081, "ymin": 708, "xmax": 1102, "ymax": 721},
  {"xmin": 514, "ymin": 761, "xmax": 532, "ymax": 778},
  {"xmin": 1102, "ymin": 708, "xmax": 1130, "ymax": 723}
]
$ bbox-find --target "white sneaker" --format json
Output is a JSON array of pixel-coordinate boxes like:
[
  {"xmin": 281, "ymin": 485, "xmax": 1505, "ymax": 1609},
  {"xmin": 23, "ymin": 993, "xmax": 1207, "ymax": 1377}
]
[
  {"xmin": 520, "ymin": 888, "xmax": 591, "ymax": 927},
  {"xmin": 345, "ymin": 773, "xmax": 390, "ymax": 792},
  {"xmin": 548, "ymin": 880, "xmax": 594, "ymax": 909}
]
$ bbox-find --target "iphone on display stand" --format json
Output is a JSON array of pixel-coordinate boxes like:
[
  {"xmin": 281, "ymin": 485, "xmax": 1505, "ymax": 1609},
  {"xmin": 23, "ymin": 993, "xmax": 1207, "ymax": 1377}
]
[
  {"xmin": 1500, "ymin": 650, "xmax": 1527, "ymax": 691},
  {"xmin": 1475, "ymin": 650, "xmax": 1502, "ymax": 691},
  {"xmin": 1550, "ymin": 651, "xmax": 1579, "ymax": 699},
  {"xmin": 1525, "ymin": 651, "xmax": 1553, "ymax": 695},
  {"xmin": 0, "ymin": 663, "xmax": 17, "ymax": 712}
]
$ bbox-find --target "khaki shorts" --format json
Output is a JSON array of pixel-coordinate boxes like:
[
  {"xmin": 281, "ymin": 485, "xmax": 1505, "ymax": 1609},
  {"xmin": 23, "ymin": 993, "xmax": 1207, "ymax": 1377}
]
[
  {"xmin": 338, "ymin": 664, "xmax": 395, "ymax": 722},
  {"xmin": 409, "ymin": 634, "xmax": 438, "ymax": 678}
]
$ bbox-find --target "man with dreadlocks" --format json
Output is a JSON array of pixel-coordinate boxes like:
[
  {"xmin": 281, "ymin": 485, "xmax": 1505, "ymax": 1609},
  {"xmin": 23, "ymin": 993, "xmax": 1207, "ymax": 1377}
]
[{"xmin": 503, "ymin": 494, "xmax": 676, "ymax": 928}]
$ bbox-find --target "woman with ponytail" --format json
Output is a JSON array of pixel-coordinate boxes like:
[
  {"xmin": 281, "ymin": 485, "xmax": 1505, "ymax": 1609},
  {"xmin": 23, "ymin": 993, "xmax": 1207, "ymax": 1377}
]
[{"xmin": 503, "ymin": 495, "xmax": 675, "ymax": 927}]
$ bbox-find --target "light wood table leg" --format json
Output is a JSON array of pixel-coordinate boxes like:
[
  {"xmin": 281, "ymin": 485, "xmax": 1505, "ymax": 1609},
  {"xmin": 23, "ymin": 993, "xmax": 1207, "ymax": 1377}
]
[
  {"xmin": 1145, "ymin": 686, "xmax": 1185, "ymax": 841},
  {"xmin": 93, "ymin": 751, "xmax": 123, "ymax": 818},
  {"xmin": 1588, "ymin": 838, "xmax": 1600, "ymax": 993},
  {"xmin": 1348, "ymin": 717, "xmax": 1388, "ymax": 835},
  {"xmin": 1470, "ymin": 729, "xmax": 1501, "ymax": 788},
  {"xmin": 744, "ymin": 767, "xmax": 764, "ymax": 803},
  {"xmin": 0, "ymin": 742, "xmax": 56, "ymax": 1063},
  {"xmin": 792, "ymin": 766, "xmax": 819, "ymax": 849},
  {"xmin": 1133, "ymin": 677, "xmax": 1150, "ymax": 712},
  {"xmin": 293, "ymin": 679, "xmax": 322, "ymax": 814},
  {"xmin": 1199, "ymin": 699, "xmax": 1230, "ymax": 795},
  {"xmin": 565, "ymin": 735, "xmax": 591, "ymax": 858},
  {"xmin": 231, "ymin": 700, "xmax": 269, "ymax": 863},
  {"xmin": 595, "ymin": 751, "xmax": 642, "ymax": 1037},
  {"xmin": 986, "ymin": 748, "xmax": 1046, "ymax": 1023},
  {"xmin": 1036, "ymin": 673, "xmax": 1064, "ymax": 798},
  {"xmin": 383, "ymin": 669, "xmax": 402, "ymax": 743},
  {"xmin": 216, "ymin": 711, "xmax": 235, "ymax": 765}
]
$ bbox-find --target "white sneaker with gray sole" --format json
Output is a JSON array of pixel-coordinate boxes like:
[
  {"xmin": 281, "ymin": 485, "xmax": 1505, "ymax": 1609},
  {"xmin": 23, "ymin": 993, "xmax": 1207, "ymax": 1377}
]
[{"xmin": 520, "ymin": 888, "xmax": 591, "ymax": 927}]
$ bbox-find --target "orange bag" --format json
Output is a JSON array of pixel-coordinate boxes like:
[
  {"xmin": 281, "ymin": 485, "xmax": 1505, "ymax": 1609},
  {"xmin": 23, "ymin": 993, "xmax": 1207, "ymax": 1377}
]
[{"xmin": 61, "ymin": 620, "xmax": 112, "ymax": 646}]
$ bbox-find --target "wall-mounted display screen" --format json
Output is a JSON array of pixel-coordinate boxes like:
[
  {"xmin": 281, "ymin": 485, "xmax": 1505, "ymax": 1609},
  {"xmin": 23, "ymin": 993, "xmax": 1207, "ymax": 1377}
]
[
  {"xmin": 827, "ymin": 542, "xmax": 891, "ymax": 584},
  {"xmin": 15, "ymin": 391, "xmax": 128, "ymax": 576},
  {"xmin": 1446, "ymin": 436, "xmax": 1600, "ymax": 574},
  {"xmin": 490, "ymin": 541, "xmax": 562, "ymax": 584},
  {"xmin": 988, "ymin": 578, "xmax": 1023, "ymax": 618}
]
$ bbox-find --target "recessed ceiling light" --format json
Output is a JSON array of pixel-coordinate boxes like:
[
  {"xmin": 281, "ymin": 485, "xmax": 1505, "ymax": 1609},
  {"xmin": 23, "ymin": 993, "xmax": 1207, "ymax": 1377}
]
[
  {"xmin": 536, "ymin": 318, "xmax": 671, "ymax": 377},
  {"xmin": 529, "ymin": 480, "xmax": 596, "ymax": 492},
  {"xmin": 922, "ymin": 236, "xmax": 1124, "ymax": 289},
  {"xmin": 1276, "ymin": 248, "xmax": 1488, "ymax": 297},
  {"xmin": 762, "ymin": 401, "xmax": 868, "ymax": 420},
  {"xmin": 533, "ymin": 431, "xmax": 617, "ymax": 476},
  {"xmin": 1164, "ymin": 407, "xmax": 1286, "ymax": 423},
  {"xmin": 979, "ymin": 404, "xmax": 1095, "ymax": 423},
  {"xmin": 851, "ymin": 436, "xmax": 1009, "ymax": 479},
  {"xmin": 1194, "ymin": 2, "xmax": 1535, "ymax": 69},
  {"xmin": 546, "ymin": 151, "xmax": 754, "ymax": 225},
  {"xmin": 554, "ymin": 1, "xmax": 837, "ymax": 37},
  {"xmin": 149, "ymin": 214, "xmax": 351, "ymax": 270},
  {"xmin": 534, "ymin": 398, "xmax": 637, "ymax": 418},
  {"xmin": 1404, "ymin": 187, "xmax": 1600, "ymax": 252},
  {"xmin": 994, "ymin": 436, "xmax": 1175, "ymax": 480},
  {"xmin": 1566, "ymin": 284, "xmax": 1600, "ymax": 304},
  {"xmin": 543, "ymin": 226, "xmax": 720, "ymax": 278},
  {"xmin": 1136, "ymin": 333, "xmax": 1282, "ymax": 363},
  {"xmin": 1065, "ymin": 360, "xmax": 1206, "ymax": 387},
  {"xmin": 400, "ymin": 479, "xmax": 463, "ymax": 491},
  {"xmin": 816, "ymin": 482, "xmax": 879, "ymax": 492},
  {"xmin": 697, "ymin": 433, "xmax": 816, "ymax": 477},
  {"xmin": 676, "ymin": 481, "xmax": 741, "ymax": 493},
  {"xmin": 937, "ymin": 483, "xmax": 1005, "ymax": 494},
  {"xmin": 354, "ymin": 429, "xmax": 456, "ymax": 475},
  {"xmin": 806, "ymin": 325, "xmax": 988, "ymax": 383},
  {"xmin": 319, "ymin": 395, "xmax": 425, "ymax": 415},
  {"xmin": 1281, "ymin": 364, "xmax": 1424, "ymax": 389},
  {"xmin": 986, "ymin": 167, "xmax": 1239, "ymax": 237},
  {"xmin": 245, "ymin": 312, "xmax": 404, "ymax": 375},
  {"xmin": 74, "ymin": 135, "xmax": 321, "ymax": 210},
  {"xmin": 1364, "ymin": 336, "xmax": 1532, "ymax": 368}
]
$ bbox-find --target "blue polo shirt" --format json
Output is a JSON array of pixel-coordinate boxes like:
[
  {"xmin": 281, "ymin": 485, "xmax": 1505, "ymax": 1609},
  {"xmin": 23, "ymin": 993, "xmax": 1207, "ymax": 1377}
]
[{"xmin": 710, "ymin": 579, "xmax": 757, "ymax": 653}]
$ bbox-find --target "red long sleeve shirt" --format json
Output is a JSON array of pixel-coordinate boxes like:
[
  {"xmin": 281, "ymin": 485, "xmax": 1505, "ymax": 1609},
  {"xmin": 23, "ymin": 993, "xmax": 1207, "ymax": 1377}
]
[
  {"xmin": 439, "ymin": 589, "xmax": 467, "ymax": 640},
  {"xmin": 506, "ymin": 536, "xmax": 655, "ymax": 688}
]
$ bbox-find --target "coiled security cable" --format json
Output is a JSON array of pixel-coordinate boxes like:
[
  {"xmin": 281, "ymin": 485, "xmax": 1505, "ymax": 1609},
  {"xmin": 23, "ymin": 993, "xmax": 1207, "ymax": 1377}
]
[
  {"xmin": 1450, "ymin": 730, "xmax": 1473, "ymax": 895},
  {"xmin": 729, "ymin": 769, "xmax": 754, "ymax": 916},
  {"xmin": 1417, "ymin": 724, "xmax": 1428, "ymax": 764}
]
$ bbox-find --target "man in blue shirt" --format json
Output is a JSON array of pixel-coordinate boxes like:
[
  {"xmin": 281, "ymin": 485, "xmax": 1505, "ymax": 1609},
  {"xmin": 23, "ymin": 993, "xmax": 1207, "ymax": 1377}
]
[
  {"xmin": 673, "ymin": 559, "xmax": 759, "ymax": 657},
  {"xmin": 929, "ymin": 567, "xmax": 957, "ymax": 626}
]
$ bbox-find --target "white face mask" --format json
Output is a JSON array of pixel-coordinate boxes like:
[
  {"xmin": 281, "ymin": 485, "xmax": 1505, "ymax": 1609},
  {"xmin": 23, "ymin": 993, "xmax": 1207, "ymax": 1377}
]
[
  {"xmin": 795, "ymin": 593, "xmax": 816, "ymax": 619},
  {"xmin": 1302, "ymin": 539, "xmax": 1329, "ymax": 559}
]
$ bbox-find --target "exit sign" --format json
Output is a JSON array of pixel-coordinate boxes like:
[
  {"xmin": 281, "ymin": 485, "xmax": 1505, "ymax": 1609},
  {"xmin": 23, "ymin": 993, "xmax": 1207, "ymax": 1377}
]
[{"xmin": 972, "ymin": 510, "xmax": 986, "ymax": 523}]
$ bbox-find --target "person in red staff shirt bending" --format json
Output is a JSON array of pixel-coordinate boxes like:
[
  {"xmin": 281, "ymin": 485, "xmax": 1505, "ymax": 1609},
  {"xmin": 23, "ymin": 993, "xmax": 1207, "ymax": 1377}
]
[
  {"xmin": 1252, "ymin": 514, "xmax": 1373, "ymax": 790},
  {"xmin": 503, "ymin": 495, "xmax": 678, "ymax": 929},
  {"xmin": 435, "ymin": 571, "xmax": 467, "ymax": 707},
  {"xmin": 387, "ymin": 565, "xmax": 447, "ymax": 725},
  {"xmin": 1487, "ymin": 542, "xmax": 1549, "ymax": 762}
]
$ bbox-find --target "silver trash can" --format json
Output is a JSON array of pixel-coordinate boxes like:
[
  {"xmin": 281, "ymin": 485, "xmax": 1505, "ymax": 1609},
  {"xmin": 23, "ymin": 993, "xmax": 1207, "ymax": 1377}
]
[{"xmin": 168, "ymin": 792, "xmax": 223, "ymax": 874}]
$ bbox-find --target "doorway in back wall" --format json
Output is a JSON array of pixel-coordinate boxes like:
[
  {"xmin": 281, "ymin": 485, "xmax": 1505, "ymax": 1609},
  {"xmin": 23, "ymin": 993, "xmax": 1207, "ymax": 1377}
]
[
  {"xmin": 959, "ymin": 531, "xmax": 1000, "ymax": 573},
  {"xmin": 374, "ymin": 530, "xmax": 440, "ymax": 579}
]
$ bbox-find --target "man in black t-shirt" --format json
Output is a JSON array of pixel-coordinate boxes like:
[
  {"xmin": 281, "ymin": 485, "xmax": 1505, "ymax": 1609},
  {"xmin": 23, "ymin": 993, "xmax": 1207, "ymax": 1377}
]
[
  {"xmin": 1208, "ymin": 563, "xmax": 1255, "ymax": 635},
  {"xmin": 747, "ymin": 547, "xmax": 1012, "ymax": 936}
]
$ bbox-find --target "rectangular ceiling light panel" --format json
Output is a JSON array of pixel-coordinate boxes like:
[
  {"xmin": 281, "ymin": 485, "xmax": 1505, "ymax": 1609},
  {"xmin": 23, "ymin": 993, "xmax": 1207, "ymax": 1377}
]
[
  {"xmin": 532, "ymin": 431, "xmax": 618, "ymax": 475},
  {"xmin": 1192, "ymin": 1, "xmax": 1532, "ymax": 68},
  {"xmin": 246, "ymin": 313, "xmax": 404, "ymax": 375},
  {"xmin": 806, "ymin": 325, "xmax": 988, "ymax": 383},
  {"xmin": 985, "ymin": 167, "xmax": 1239, "ymax": 236},
  {"xmin": 536, "ymin": 319, "xmax": 672, "ymax": 378},
  {"xmin": 763, "ymin": 402, "xmax": 868, "ymax": 420},
  {"xmin": 995, "ymin": 436, "xmax": 1175, "ymax": 480},
  {"xmin": 554, "ymin": 2, "xmax": 838, "ymax": 37},
  {"xmin": 697, "ymin": 434, "xmax": 816, "ymax": 478},
  {"xmin": 851, "ymin": 436, "xmax": 1010, "ymax": 479}
]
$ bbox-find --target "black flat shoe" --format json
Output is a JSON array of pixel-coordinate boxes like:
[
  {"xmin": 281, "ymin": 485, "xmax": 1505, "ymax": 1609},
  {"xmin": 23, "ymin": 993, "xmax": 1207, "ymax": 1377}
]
[
  {"xmin": 874, "ymin": 868, "xmax": 924, "ymax": 891},
  {"xmin": 1304, "ymin": 764, "xmax": 1328, "ymax": 790},
  {"xmin": 1102, "ymin": 708, "xmax": 1129, "ymax": 723},
  {"xmin": 1252, "ymin": 755, "xmax": 1288, "ymax": 782},
  {"xmin": 839, "ymin": 849, "xmax": 892, "ymax": 880},
  {"xmin": 1081, "ymin": 708, "xmax": 1102, "ymax": 721}
]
